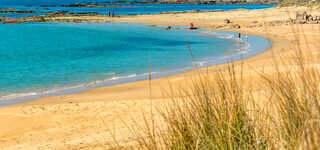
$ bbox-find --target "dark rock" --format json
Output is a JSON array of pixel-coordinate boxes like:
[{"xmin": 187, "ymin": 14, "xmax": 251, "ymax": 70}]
[
  {"xmin": 54, "ymin": 10, "xmax": 68, "ymax": 15},
  {"xmin": 63, "ymin": 3, "xmax": 85, "ymax": 7},
  {"xmin": 224, "ymin": 19, "xmax": 231, "ymax": 24},
  {"xmin": 40, "ymin": 5, "xmax": 57, "ymax": 7},
  {"xmin": 2, "ymin": 21, "xmax": 18, "ymax": 24},
  {"xmin": 233, "ymin": 24, "xmax": 241, "ymax": 29},
  {"xmin": 73, "ymin": 12, "xmax": 100, "ymax": 16},
  {"xmin": 15, "ymin": 10, "xmax": 35, "ymax": 13},
  {"xmin": 189, "ymin": 9, "xmax": 200, "ymax": 13},
  {"xmin": 63, "ymin": 3, "xmax": 121, "ymax": 7},
  {"xmin": 295, "ymin": 12, "xmax": 307, "ymax": 24},
  {"xmin": 294, "ymin": 12, "xmax": 320, "ymax": 24},
  {"xmin": 38, "ymin": 16, "xmax": 46, "ymax": 22},
  {"xmin": 0, "ymin": 8, "xmax": 35, "ymax": 14}
]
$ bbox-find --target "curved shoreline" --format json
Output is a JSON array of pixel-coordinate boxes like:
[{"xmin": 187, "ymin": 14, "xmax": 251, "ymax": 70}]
[
  {"xmin": 1, "ymin": 7, "xmax": 291, "ymax": 107},
  {"xmin": 2, "ymin": 7, "xmax": 319, "ymax": 149},
  {"xmin": 0, "ymin": 26, "xmax": 271, "ymax": 106}
]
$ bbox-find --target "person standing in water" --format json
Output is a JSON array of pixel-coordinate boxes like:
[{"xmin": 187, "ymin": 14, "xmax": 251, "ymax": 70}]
[
  {"xmin": 238, "ymin": 32, "xmax": 241, "ymax": 42},
  {"xmin": 245, "ymin": 35, "xmax": 248, "ymax": 45}
]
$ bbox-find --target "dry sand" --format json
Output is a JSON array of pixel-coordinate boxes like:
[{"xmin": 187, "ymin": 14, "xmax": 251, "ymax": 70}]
[{"xmin": 1, "ymin": 6, "xmax": 320, "ymax": 150}]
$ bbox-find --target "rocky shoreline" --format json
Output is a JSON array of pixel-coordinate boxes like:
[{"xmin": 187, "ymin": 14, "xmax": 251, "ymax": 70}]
[
  {"xmin": 103, "ymin": 0, "xmax": 278, "ymax": 5},
  {"xmin": 0, "ymin": 8, "xmax": 35, "ymax": 14},
  {"xmin": 0, "ymin": 9, "xmax": 222, "ymax": 23},
  {"xmin": 61, "ymin": 3, "xmax": 129, "ymax": 7},
  {"xmin": 2, "ymin": 7, "xmax": 320, "ymax": 27}
]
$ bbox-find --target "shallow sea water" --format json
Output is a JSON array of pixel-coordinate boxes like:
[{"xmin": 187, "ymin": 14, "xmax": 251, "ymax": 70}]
[{"xmin": 0, "ymin": 22, "xmax": 271, "ymax": 105}]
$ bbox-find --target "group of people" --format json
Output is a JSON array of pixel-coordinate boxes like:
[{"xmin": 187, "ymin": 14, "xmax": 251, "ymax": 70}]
[
  {"xmin": 238, "ymin": 32, "xmax": 249, "ymax": 45},
  {"xmin": 107, "ymin": 10, "xmax": 115, "ymax": 17},
  {"xmin": 188, "ymin": 23, "xmax": 249, "ymax": 45}
]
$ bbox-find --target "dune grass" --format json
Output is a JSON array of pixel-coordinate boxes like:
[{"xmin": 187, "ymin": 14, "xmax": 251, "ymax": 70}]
[
  {"xmin": 113, "ymin": 35, "xmax": 320, "ymax": 150},
  {"xmin": 122, "ymin": 53, "xmax": 320, "ymax": 149}
]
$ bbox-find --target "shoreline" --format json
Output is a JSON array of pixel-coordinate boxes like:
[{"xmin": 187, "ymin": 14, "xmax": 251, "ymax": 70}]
[
  {"xmin": 1, "ymin": 7, "xmax": 320, "ymax": 149},
  {"xmin": 0, "ymin": 26, "xmax": 271, "ymax": 106},
  {"xmin": 0, "ymin": 4, "xmax": 275, "ymax": 22},
  {"xmin": 8, "ymin": 30, "xmax": 277, "ymax": 108}
]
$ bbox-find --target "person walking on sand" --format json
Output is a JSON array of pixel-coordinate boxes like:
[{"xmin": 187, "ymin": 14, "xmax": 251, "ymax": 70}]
[{"xmin": 108, "ymin": 10, "xmax": 111, "ymax": 17}]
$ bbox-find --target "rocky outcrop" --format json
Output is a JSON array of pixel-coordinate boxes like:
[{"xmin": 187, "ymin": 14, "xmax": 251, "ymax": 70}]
[
  {"xmin": 40, "ymin": 10, "xmax": 68, "ymax": 15},
  {"xmin": 292, "ymin": 12, "xmax": 320, "ymax": 24},
  {"xmin": 0, "ymin": 8, "xmax": 35, "ymax": 13},
  {"xmin": 40, "ymin": 5, "xmax": 57, "ymax": 7},
  {"xmin": 54, "ymin": 10, "xmax": 68, "ymax": 15},
  {"xmin": 233, "ymin": 24, "xmax": 241, "ymax": 29},
  {"xmin": 72, "ymin": 12, "xmax": 101, "ymax": 16},
  {"xmin": 62, "ymin": 3, "xmax": 122, "ymax": 7},
  {"xmin": 104, "ymin": 0, "xmax": 278, "ymax": 4},
  {"xmin": 224, "ymin": 18, "xmax": 231, "ymax": 24}
]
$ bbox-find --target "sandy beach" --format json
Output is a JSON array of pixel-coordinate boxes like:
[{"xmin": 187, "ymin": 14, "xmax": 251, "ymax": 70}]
[{"xmin": 1, "ymin": 6, "xmax": 320, "ymax": 149}]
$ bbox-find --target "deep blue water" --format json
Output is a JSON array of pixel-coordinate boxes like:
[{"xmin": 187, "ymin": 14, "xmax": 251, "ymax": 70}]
[
  {"xmin": 0, "ymin": 0, "xmax": 275, "ymax": 18},
  {"xmin": 0, "ymin": 22, "xmax": 270, "ymax": 104},
  {"xmin": 1, "ymin": 0, "xmax": 116, "ymax": 5}
]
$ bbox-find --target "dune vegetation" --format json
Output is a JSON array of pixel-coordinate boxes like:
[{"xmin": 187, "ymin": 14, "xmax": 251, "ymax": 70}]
[{"xmin": 120, "ymin": 40, "xmax": 320, "ymax": 150}]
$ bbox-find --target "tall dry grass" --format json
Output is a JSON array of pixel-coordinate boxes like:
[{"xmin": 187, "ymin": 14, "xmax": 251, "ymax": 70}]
[
  {"xmin": 123, "ymin": 64, "xmax": 270, "ymax": 150},
  {"xmin": 155, "ymin": 65, "xmax": 269, "ymax": 150},
  {"xmin": 117, "ymin": 42, "xmax": 320, "ymax": 150},
  {"xmin": 123, "ymin": 54, "xmax": 320, "ymax": 149}
]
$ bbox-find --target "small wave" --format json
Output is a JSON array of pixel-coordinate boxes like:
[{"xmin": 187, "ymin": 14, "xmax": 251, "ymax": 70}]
[
  {"xmin": 194, "ymin": 60, "xmax": 207, "ymax": 66},
  {"xmin": 0, "ymin": 72, "xmax": 147, "ymax": 101},
  {"xmin": 0, "ymin": 92, "xmax": 38, "ymax": 101},
  {"xmin": 127, "ymin": 73, "xmax": 137, "ymax": 78},
  {"xmin": 110, "ymin": 76, "xmax": 121, "ymax": 80},
  {"xmin": 199, "ymin": 31, "xmax": 235, "ymax": 39},
  {"xmin": 110, "ymin": 73, "xmax": 138, "ymax": 80}
]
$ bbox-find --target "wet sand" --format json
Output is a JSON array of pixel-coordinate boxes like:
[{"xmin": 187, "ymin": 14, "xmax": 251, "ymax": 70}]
[{"xmin": 1, "ymin": 6, "xmax": 320, "ymax": 149}]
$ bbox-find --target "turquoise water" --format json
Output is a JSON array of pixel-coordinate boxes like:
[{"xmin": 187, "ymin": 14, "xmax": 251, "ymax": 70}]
[
  {"xmin": 0, "ymin": 1, "xmax": 274, "ymax": 106},
  {"xmin": 0, "ymin": 22, "xmax": 270, "ymax": 105},
  {"xmin": 0, "ymin": 3, "xmax": 274, "ymax": 18}
]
